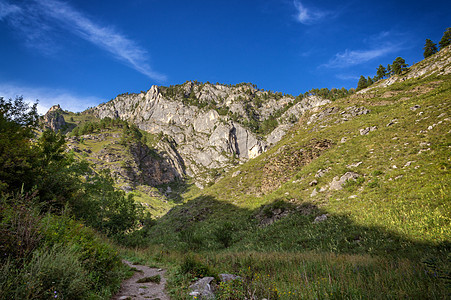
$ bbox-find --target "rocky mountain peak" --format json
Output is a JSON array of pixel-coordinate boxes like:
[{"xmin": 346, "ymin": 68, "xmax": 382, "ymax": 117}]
[
  {"xmin": 88, "ymin": 81, "xmax": 332, "ymax": 186},
  {"xmin": 43, "ymin": 104, "xmax": 66, "ymax": 132}
]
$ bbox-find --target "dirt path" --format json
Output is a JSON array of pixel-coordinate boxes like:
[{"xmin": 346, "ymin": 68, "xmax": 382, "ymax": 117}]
[{"xmin": 112, "ymin": 260, "xmax": 170, "ymax": 300}]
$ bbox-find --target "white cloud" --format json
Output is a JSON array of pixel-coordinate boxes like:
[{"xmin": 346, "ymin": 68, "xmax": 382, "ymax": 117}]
[
  {"xmin": 323, "ymin": 44, "xmax": 402, "ymax": 68},
  {"xmin": 0, "ymin": 0, "xmax": 166, "ymax": 81},
  {"xmin": 0, "ymin": 83, "xmax": 101, "ymax": 115},
  {"xmin": 293, "ymin": 0, "xmax": 327, "ymax": 25},
  {"xmin": 335, "ymin": 74, "xmax": 360, "ymax": 81},
  {"xmin": 323, "ymin": 31, "xmax": 406, "ymax": 68}
]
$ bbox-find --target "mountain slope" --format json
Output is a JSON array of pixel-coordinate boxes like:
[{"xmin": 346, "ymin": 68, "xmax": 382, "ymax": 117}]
[
  {"xmin": 145, "ymin": 48, "xmax": 451, "ymax": 255},
  {"xmin": 87, "ymin": 83, "xmax": 332, "ymax": 187}
]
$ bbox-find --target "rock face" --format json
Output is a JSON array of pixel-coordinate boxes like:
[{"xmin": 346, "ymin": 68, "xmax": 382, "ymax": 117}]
[
  {"xmin": 43, "ymin": 104, "xmax": 66, "ymax": 132},
  {"xmin": 67, "ymin": 134, "xmax": 182, "ymax": 189},
  {"xmin": 89, "ymin": 82, "xmax": 331, "ymax": 184}
]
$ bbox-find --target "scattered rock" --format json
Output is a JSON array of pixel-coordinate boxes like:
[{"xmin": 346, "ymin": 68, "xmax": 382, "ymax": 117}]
[
  {"xmin": 340, "ymin": 137, "xmax": 347, "ymax": 143},
  {"xmin": 309, "ymin": 180, "xmax": 318, "ymax": 186},
  {"xmin": 347, "ymin": 161, "xmax": 362, "ymax": 168},
  {"xmin": 315, "ymin": 167, "xmax": 331, "ymax": 178},
  {"xmin": 410, "ymin": 105, "xmax": 420, "ymax": 111},
  {"xmin": 310, "ymin": 189, "xmax": 318, "ymax": 197},
  {"xmin": 329, "ymin": 172, "xmax": 360, "ymax": 190},
  {"xmin": 386, "ymin": 119, "xmax": 398, "ymax": 126},
  {"xmin": 189, "ymin": 277, "xmax": 216, "ymax": 299},
  {"xmin": 359, "ymin": 126, "xmax": 377, "ymax": 135},
  {"xmin": 313, "ymin": 214, "xmax": 328, "ymax": 223},
  {"xmin": 403, "ymin": 161, "xmax": 414, "ymax": 168},
  {"xmin": 232, "ymin": 170, "xmax": 241, "ymax": 177}
]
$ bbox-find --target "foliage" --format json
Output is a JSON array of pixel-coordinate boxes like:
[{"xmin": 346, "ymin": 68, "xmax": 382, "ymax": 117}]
[
  {"xmin": 423, "ymin": 38, "xmax": 438, "ymax": 58},
  {"xmin": 356, "ymin": 75, "xmax": 368, "ymax": 91},
  {"xmin": 19, "ymin": 244, "xmax": 90, "ymax": 299},
  {"xmin": 376, "ymin": 64, "xmax": 387, "ymax": 80},
  {"xmin": 72, "ymin": 170, "xmax": 145, "ymax": 236},
  {"xmin": 0, "ymin": 97, "xmax": 39, "ymax": 192},
  {"xmin": 40, "ymin": 214, "xmax": 122, "ymax": 287},
  {"xmin": 0, "ymin": 193, "xmax": 125, "ymax": 299},
  {"xmin": 70, "ymin": 117, "xmax": 128, "ymax": 136},
  {"xmin": 212, "ymin": 221, "xmax": 236, "ymax": 248},
  {"xmin": 0, "ymin": 191, "xmax": 42, "ymax": 261},
  {"xmin": 438, "ymin": 27, "xmax": 451, "ymax": 50},
  {"xmin": 391, "ymin": 57, "xmax": 409, "ymax": 75},
  {"xmin": 179, "ymin": 255, "xmax": 217, "ymax": 279}
]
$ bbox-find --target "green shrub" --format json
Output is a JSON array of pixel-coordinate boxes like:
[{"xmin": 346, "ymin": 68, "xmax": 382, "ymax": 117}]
[
  {"xmin": 20, "ymin": 244, "xmax": 89, "ymax": 299},
  {"xmin": 0, "ymin": 193, "xmax": 42, "ymax": 261},
  {"xmin": 180, "ymin": 255, "xmax": 217, "ymax": 279},
  {"xmin": 0, "ymin": 259, "xmax": 20, "ymax": 299},
  {"xmin": 213, "ymin": 221, "xmax": 235, "ymax": 248},
  {"xmin": 40, "ymin": 214, "xmax": 122, "ymax": 288}
]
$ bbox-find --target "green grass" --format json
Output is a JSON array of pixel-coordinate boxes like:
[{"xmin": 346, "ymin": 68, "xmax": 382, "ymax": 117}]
[
  {"xmin": 136, "ymin": 275, "xmax": 161, "ymax": 284},
  {"xmin": 125, "ymin": 72, "xmax": 451, "ymax": 299}
]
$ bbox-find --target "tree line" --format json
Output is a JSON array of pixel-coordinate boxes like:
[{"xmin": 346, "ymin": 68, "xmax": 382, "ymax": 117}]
[{"xmin": 356, "ymin": 27, "xmax": 451, "ymax": 91}]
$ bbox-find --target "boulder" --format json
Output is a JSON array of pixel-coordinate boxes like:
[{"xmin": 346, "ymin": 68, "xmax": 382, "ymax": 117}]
[{"xmin": 189, "ymin": 277, "xmax": 216, "ymax": 299}]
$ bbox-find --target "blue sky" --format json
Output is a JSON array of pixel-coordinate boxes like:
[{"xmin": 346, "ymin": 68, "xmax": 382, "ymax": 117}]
[{"xmin": 0, "ymin": 0, "xmax": 450, "ymax": 114}]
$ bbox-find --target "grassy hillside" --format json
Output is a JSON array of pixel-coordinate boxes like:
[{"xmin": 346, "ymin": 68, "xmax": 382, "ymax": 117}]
[{"xmin": 130, "ymin": 64, "xmax": 450, "ymax": 298}]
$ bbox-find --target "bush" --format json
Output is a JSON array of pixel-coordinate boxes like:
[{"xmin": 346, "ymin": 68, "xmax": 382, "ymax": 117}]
[
  {"xmin": 0, "ymin": 245, "xmax": 90, "ymax": 300},
  {"xmin": 213, "ymin": 221, "xmax": 235, "ymax": 248},
  {"xmin": 40, "ymin": 214, "xmax": 122, "ymax": 288},
  {"xmin": 180, "ymin": 255, "xmax": 217, "ymax": 279},
  {"xmin": 0, "ymin": 192, "xmax": 42, "ymax": 261},
  {"xmin": 20, "ymin": 244, "xmax": 90, "ymax": 299}
]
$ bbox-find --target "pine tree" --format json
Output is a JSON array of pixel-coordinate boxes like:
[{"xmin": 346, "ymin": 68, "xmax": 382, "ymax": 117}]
[
  {"xmin": 439, "ymin": 27, "xmax": 451, "ymax": 50},
  {"xmin": 423, "ymin": 39, "xmax": 438, "ymax": 58},
  {"xmin": 356, "ymin": 75, "xmax": 368, "ymax": 91},
  {"xmin": 391, "ymin": 57, "xmax": 408, "ymax": 75},
  {"xmin": 367, "ymin": 76, "xmax": 373, "ymax": 86},
  {"xmin": 376, "ymin": 64, "xmax": 387, "ymax": 80},
  {"xmin": 387, "ymin": 64, "xmax": 392, "ymax": 77}
]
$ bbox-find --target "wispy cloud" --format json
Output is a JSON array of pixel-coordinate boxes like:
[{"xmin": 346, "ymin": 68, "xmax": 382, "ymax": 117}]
[
  {"xmin": 293, "ymin": 0, "xmax": 328, "ymax": 25},
  {"xmin": 335, "ymin": 74, "xmax": 360, "ymax": 81},
  {"xmin": 322, "ymin": 31, "xmax": 406, "ymax": 68},
  {"xmin": 0, "ymin": 0, "xmax": 166, "ymax": 81},
  {"xmin": 0, "ymin": 83, "xmax": 101, "ymax": 115},
  {"xmin": 323, "ymin": 46, "xmax": 399, "ymax": 68},
  {"xmin": 0, "ymin": 1, "xmax": 20, "ymax": 20}
]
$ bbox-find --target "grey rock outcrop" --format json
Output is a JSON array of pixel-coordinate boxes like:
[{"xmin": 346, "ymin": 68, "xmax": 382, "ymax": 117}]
[
  {"xmin": 89, "ymin": 82, "xmax": 331, "ymax": 184},
  {"xmin": 43, "ymin": 104, "xmax": 66, "ymax": 132}
]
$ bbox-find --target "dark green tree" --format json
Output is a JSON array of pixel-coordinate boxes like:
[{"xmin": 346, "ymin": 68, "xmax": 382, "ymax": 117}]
[
  {"xmin": 439, "ymin": 27, "xmax": 451, "ymax": 50},
  {"xmin": 376, "ymin": 64, "xmax": 387, "ymax": 80},
  {"xmin": 76, "ymin": 170, "xmax": 144, "ymax": 236},
  {"xmin": 367, "ymin": 76, "xmax": 374, "ymax": 86},
  {"xmin": 356, "ymin": 75, "xmax": 368, "ymax": 91},
  {"xmin": 387, "ymin": 64, "xmax": 392, "ymax": 77},
  {"xmin": 423, "ymin": 39, "xmax": 438, "ymax": 58},
  {"xmin": 391, "ymin": 57, "xmax": 408, "ymax": 75},
  {"xmin": 0, "ymin": 97, "xmax": 39, "ymax": 193}
]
